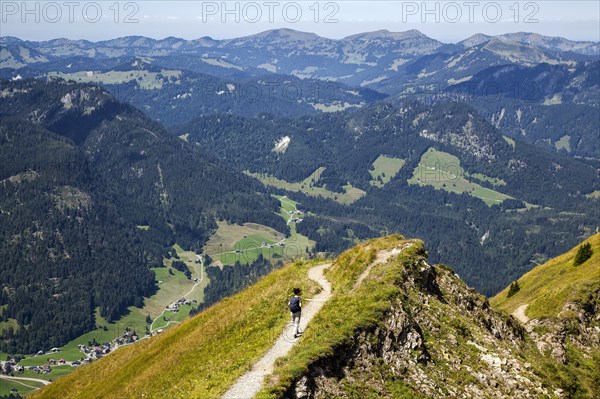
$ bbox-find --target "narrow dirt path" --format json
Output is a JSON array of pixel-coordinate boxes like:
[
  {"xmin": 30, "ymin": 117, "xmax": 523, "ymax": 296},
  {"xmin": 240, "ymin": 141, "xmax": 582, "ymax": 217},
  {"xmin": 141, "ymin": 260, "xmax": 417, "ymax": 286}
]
[
  {"xmin": 220, "ymin": 263, "xmax": 332, "ymax": 399},
  {"xmin": 353, "ymin": 243, "xmax": 413, "ymax": 291},
  {"xmin": 513, "ymin": 304, "xmax": 530, "ymax": 324}
]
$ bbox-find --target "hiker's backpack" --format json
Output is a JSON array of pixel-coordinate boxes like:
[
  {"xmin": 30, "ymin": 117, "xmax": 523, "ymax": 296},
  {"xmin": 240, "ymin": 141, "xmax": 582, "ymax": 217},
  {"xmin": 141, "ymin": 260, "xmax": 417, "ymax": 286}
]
[{"xmin": 289, "ymin": 296, "xmax": 301, "ymax": 313}]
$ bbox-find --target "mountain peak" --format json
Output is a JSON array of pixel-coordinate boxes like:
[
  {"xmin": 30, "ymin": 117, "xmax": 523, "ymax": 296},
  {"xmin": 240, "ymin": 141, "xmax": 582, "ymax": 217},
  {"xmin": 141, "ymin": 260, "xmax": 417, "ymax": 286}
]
[
  {"xmin": 250, "ymin": 28, "xmax": 323, "ymax": 41},
  {"xmin": 0, "ymin": 35, "xmax": 23, "ymax": 45},
  {"xmin": 343, "ymin": 28, "xmax": 429, "ymax": 41},
  {"xmin": 458, "ymin": 33, "xmax": 493, "ymax": 47}
]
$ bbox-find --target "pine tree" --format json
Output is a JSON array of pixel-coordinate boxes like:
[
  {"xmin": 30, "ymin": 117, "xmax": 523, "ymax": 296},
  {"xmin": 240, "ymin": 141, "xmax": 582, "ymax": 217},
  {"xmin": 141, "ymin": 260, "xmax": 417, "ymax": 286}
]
[
  {"xmin": 573, "ymin": 242, "xmax": 593, "ymax": 266},
  {"xmin": 507, "ymin": 281, "xmax": 520, "ymax": 298}
]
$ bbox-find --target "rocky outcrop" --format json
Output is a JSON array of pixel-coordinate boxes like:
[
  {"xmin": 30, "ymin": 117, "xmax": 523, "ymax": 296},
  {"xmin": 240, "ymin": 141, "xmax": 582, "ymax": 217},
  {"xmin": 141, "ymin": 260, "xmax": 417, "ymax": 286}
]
[
  {"xmin": 283, "ymin": 259, "xmax": 558, "ymax": 399},
  {"xmin": 526, "ymin": 289, "xmax": 600, "ymax": 365}
]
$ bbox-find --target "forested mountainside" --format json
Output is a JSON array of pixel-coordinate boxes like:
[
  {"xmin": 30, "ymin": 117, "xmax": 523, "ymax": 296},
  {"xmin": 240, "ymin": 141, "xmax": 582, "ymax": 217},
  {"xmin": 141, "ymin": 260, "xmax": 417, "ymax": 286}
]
[
  {"xmin": 3, "ymin": 30, "xmax": 597, "ymax": 159},
  {"xmin": 30, "ymin": 235, "xmax": 600, "ymax": 399},
  {"xmin": 448, "ymin": 61, "xmax": 599, "ymax": 106},
  {"xmin": 463, "ymin": 99, "xmax": 600, "ymax": 159},
  {"xmin": 173, "ymin": 102, "xmax": 600, "ymax": 295},
  {"xmin": 0, "ymin": 78, "xmax": 286, "ymax": 352},
  {"xmin": 0, "ymin": 116, "xmax": 155, "ymax": 353},
  {"xmin": 1, "ymin": 57, "xmax": 386, "ymax": 126},
  {"xmin": 373, "ymin": 39, "xmax": 594, "ymax": 94},
  {"xmin": 442, "ymin": 61, "xmax": 600, "ymax": 158}
]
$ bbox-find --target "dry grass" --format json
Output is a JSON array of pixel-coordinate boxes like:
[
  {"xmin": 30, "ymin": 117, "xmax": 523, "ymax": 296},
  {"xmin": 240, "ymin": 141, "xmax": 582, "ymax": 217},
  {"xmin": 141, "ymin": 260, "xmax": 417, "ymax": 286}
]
[
  {"xmin": 30, "ymin": 260, "xmax": 321, "ymax": 399},
  {"xmin": 257, "ymin": 235, "xmax": 422, "ymax": 398},
  {"xmin": 490, "ymin": 233, "xmax": 600, "ymax": 319}
]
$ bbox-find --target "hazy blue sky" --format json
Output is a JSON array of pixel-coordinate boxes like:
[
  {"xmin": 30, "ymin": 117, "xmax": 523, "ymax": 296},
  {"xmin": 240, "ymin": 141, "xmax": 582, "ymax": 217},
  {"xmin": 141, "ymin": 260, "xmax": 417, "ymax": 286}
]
[{"xmin": 2, "ymin": 1, "xmax": 599, "ymax": 42}]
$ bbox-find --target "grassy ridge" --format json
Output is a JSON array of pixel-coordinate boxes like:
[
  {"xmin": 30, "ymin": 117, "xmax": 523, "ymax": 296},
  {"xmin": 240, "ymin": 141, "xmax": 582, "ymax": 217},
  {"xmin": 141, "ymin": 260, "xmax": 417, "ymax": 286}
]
[
  {"xmin": 28, "ymin": 235, "xmax": 413, "ymax": 399},
  {"xmin": 491, "ymin": 233, "xmax": 600, "ymax": 398},
  {"xmin": 257, "ymin": 235, "xmax": 421, "ymax": 398},
  {"xmin": 30, "ymin": 260, "xmax": 321, "ymax": 399},
  {"xmin": 491, "ymin": 233, "xmax": 600, "ymax": 319},
  {"xmin": 34, "ymin": 233, "xmax": 598, "ymax": 399}
]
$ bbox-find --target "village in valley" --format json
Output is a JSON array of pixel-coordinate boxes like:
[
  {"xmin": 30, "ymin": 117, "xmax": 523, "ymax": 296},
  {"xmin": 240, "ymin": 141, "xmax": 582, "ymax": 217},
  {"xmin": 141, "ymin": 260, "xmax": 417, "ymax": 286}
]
[
  {"xmin": 1, "ymin": 292, "xmax": 205, "ymax": 387},
  {"xmin": 0, "ymin": 196, "xmax": 312, "ymax": 396},
  {"xmin": 1, "ymin": 328, "xmax": 145, "ymax": 378}
]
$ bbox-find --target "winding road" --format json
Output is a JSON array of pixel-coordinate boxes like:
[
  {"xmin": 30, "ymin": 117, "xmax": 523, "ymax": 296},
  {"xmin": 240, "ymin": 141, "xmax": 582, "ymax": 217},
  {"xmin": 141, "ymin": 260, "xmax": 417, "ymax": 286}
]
[
  {"xmin": 220, "ymin": 263, "xmax": 332, "ymax": 399},
  {"xmin": 0, "ymin": 374, "xmax": 50, "ymax": 386},
  {"xmin": 150, "ymin": 258, "xmax": 204, "ymax": 333}
]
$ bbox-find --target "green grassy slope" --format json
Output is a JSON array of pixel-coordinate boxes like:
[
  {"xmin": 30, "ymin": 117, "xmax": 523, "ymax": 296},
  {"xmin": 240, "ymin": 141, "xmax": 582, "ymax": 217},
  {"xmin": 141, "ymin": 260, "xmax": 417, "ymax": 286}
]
[
  {"xmin": 408, "ymin": 148, "xmax": 513, "ymax": 206},
  {"xmin": 248, "ymin": 168, "xmax": 366, "ymax": 205},
  {"xmin": 30, "ymin": 234, "xmax": 412, "ymax": 399},
  {"xmin": 491, "ymin": 233, "xmax": 600, "ymax": 319},
  {"xmin": 257, "ymin": 235, "xmax": 416, "ymax": 397},
  {"xmin": 491, "ymin": 233, "xmax": 600, "ymax": 398},
  {"xmin": 29, "ymin": 260, "xmax": 321, "ymax": 399},
  {"xmin": 369, "ymin": 155, "xmax": 405, "ymax": 187},
  {"xmin": 0, "ymin": 378, "xmax": 44, "ymax": 396}
]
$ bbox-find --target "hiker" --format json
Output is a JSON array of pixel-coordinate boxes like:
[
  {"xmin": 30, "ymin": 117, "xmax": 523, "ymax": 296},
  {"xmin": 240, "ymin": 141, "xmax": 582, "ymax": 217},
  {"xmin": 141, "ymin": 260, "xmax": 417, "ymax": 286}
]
[{"xmin": 288, "ymin": 288, "xmax": 302, "ymax": 338}]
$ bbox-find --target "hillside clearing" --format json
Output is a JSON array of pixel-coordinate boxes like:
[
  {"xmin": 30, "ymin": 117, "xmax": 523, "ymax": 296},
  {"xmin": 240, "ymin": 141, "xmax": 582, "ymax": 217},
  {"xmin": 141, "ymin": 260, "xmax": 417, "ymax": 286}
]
[
  {"xmin": 585, "ymin": 190, "xmax": 600, "ymax": 199},
  {"xmin": 48, "ymin": 70, "xmax": 182, "ymax": 89},
  {"xmin": 274, "ymin": 195, "xmax": 315, "ymax": 259},
  {"xmin": 409, "ymin": 148, "xmax": 512, "ymax": 206},
  {"xmin": 203, "ymin": 222, "xmax": 286, "ymax": 266},
  {"xmin": 369, "ymin": 155, "xmax": 405, "ymax": 187},
  {"xmin": 248, "ymin": 168, "xmax": 366, "ymax": 205},
  {"xmin": 0, "ymin": 376, "xmax": 46, "ymax": 396},
  {"xmin": 554, "ymin": 135, "xmax": 571, "ymax": 152},
  {"xmin": 502, "ymin": 135, "xmax": 516, "ymax": 150}
]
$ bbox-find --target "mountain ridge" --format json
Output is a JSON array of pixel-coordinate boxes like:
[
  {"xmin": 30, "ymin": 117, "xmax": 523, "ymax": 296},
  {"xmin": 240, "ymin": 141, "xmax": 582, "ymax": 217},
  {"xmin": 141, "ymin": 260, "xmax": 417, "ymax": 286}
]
[
  {"xmin": 3, "ymin": 29, "xmax": 597, "ymax": 48},
  {"xmin": 28, "ymin": 234, "xmax": 600, "ymax": 398},
  {"xmin": 3, "ymin": 29, "xmax": 596, "ymax": 87}
]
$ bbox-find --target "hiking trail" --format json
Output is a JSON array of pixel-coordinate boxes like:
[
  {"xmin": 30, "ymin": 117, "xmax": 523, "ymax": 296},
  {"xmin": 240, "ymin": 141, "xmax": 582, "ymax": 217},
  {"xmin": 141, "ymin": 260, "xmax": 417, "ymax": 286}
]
[
  {"xmin": 513, "ymin": 304, "xmax": 530, "ymax": 324},
  {"xmin": 353, "ymin": 243, "xmax": 414, "ymax": 291},
  {"xmin": 220, "ymin": 263, "xmax": 332, "ymax": 399}
]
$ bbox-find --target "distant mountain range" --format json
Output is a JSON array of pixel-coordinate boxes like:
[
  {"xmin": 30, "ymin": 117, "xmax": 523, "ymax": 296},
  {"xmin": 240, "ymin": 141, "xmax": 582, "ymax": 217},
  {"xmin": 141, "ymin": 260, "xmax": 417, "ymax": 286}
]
[
  {"xmin": 3, "ymin": 29, "xmax": 598, "ymax": 157},
  {"xmin": 2, "ymin": 29, "xmax": 597, "ymax": 87},
  {"xmin": 460, "ymin": 32, "xmax": 600, "ymax": 55}
]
